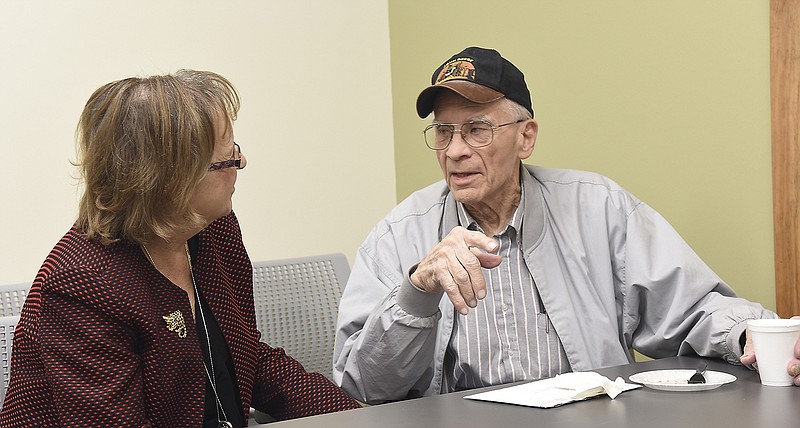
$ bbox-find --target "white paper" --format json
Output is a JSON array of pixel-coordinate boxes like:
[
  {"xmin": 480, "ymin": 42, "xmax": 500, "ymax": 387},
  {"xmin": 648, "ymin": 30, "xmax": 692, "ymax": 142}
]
[{"xmin": 464, "ymin": 372, "xmax": 642, "ymax": 408}]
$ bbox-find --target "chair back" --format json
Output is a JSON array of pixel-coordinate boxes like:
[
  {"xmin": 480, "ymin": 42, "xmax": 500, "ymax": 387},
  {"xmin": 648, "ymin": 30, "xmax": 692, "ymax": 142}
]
[
  {"xmin": 0, "ymin": 284, "xmax": 29, "ymax": 317},
  {"xmin": 251, "ymin": 253, "xmax": 349, "ymax": 381},
  {"xmin": 0, "ymin": 315, "xmax": 19, "ymax": 409}
]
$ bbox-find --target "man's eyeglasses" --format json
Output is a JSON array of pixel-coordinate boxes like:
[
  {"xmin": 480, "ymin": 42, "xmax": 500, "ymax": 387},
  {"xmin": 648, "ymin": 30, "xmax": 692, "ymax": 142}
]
[
  {"xmin": 209, "ymin": 142, "xmax": 243, "ymax": 171},
  {"xmin": 423, "ymin": 119, "xmax": 527, "ymax": 151}
]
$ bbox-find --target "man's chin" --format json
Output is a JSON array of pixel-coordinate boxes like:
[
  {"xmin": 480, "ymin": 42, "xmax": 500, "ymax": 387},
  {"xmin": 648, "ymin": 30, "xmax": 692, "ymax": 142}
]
[{"xmin": 450, "ymin": 188, "xmax": 482, "ymax": 205}]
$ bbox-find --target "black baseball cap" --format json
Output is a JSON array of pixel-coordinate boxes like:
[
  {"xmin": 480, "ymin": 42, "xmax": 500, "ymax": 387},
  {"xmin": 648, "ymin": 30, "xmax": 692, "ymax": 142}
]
[{"xmin": 416, "ymin": 47, "xmax": 534, "ymax": 119}]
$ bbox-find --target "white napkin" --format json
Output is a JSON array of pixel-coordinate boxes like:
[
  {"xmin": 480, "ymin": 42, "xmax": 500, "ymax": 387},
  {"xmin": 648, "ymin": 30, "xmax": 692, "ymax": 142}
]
[{"xmin": 464, "ymin": 372, "xmax": 642, "ymax": 408}]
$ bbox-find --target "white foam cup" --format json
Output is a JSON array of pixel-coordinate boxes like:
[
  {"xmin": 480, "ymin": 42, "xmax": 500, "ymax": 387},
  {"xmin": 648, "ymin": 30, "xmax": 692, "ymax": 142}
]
[{"xmin": 747, "ymin": 318, "xmax": 800, "ymax": 386}]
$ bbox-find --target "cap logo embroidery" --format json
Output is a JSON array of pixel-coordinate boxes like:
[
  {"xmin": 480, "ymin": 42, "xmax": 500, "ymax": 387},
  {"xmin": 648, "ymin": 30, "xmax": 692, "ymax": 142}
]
[
  {"xmin": 435, "ymin": 58, "xmax": 476, "ymax": 85},
  {"xmin": 163, "ymin": 310, "xmax": 187, "ymax": 338}
]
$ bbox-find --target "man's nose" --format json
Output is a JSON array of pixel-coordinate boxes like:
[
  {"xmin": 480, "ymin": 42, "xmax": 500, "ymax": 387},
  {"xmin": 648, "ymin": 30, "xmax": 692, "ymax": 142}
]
[{"xmin": 446, "ymin": 130, "xmax": 473, "ymax": 156}]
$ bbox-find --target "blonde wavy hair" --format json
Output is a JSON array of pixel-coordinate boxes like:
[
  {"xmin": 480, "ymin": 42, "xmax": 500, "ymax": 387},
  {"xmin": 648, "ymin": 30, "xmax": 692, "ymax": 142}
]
[{"xmin": 75, "ymin": 69, "xmax": 240, "ymax": 245}]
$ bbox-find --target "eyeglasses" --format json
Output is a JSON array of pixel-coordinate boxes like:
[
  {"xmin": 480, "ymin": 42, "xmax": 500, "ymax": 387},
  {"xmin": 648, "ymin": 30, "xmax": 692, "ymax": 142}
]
[
  {"xmin": 208, "ymin": 142, "xmax": 243, "ymax": 171},
  {"xmin": 423, "ymin": 119, "xmax": 527, "ymax": 150}
]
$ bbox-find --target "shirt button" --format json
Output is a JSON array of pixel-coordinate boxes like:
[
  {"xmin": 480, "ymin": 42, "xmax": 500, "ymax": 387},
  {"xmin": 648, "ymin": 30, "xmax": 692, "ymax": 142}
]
[{"xmin": 501, "ymin": 304, "xmax": 509, "ymax": 312}]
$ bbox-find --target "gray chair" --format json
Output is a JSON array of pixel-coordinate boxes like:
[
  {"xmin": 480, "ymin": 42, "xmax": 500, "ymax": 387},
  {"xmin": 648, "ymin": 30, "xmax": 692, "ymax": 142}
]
[
  {"xmin": 0, "ymin": 283, "xmax": 28, "ymax": 410},
  {"xmin": 250, "ymin": 254, "xmax": 350, "ymax": 424},
  {"xmin": 0, "ymin": 283, "xmax": 29, "ymax": 317},
  {"xmin": 0, "ymin": 315, "xmax": 19, "ymax": 410},
  {"xmin": 251, "ymin": 253, "xmax": 349, "ymax": 381}
]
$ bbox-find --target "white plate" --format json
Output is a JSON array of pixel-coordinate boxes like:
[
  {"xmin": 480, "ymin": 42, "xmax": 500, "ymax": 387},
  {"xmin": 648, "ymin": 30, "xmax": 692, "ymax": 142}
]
[{"xmin": 628, "ymin": 369, "xmax": 737, "ymax": 392}]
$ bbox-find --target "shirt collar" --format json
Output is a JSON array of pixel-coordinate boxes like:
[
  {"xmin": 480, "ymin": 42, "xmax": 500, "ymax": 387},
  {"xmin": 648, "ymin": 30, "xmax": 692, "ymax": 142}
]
[
  {"xmin": 442, "ymin": 164, "xmax": 546, "ymax": 252},
  {"xmin": 455, "ymin": 178, "xmax": 526, "ymax": 237}
]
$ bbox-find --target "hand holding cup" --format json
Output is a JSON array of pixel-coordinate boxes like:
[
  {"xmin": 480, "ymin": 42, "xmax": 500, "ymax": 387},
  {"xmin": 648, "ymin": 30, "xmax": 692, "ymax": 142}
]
[{"xmin": 746, "ymin": 318, "xmax": 800, "ymax": 386}]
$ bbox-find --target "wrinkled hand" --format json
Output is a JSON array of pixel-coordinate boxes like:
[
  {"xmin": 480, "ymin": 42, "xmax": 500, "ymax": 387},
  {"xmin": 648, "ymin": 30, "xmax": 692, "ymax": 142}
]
[
  {"xmin": 410, "ymin": 226, "xmax": 501, "ymax": 315},
  {"xmin": 740, "ymin": 327, "xmax": 758, "ymax": 369},
  {"xmin": 791, "ymin": 338, "xmax": 800, "ymax": 386},
  {"xmin": 740, "ymin": 316, "xmax": 800, "ymax": 386}
]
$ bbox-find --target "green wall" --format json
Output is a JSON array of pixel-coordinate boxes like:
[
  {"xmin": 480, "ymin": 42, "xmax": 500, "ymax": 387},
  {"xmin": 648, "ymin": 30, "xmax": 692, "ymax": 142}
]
[{"xmin": 388, "ymin": 1, "xmax": 775, "ymax": 309}]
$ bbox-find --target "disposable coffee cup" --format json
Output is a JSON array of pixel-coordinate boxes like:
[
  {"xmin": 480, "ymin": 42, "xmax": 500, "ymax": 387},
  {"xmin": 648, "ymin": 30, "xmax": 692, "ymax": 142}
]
[{"xmin": 747, "ymin": 318, "xmax": 800, "ymax": 386}]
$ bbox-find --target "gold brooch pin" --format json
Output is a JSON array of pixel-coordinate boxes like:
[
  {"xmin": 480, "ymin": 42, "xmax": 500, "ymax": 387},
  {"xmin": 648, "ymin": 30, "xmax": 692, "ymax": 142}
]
[{"xmin": 162, "ymin": 310, "xmax": 187, "ymax": 338}]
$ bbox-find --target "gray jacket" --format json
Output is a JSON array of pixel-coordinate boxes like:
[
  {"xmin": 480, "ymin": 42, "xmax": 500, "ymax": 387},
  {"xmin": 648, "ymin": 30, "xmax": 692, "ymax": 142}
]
[{"xmin": 333, "ymin": 164, "xmax": 776, "ymax": 403}]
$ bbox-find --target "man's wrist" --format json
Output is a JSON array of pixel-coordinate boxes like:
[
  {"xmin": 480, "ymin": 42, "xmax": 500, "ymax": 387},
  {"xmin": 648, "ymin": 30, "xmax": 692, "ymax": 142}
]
[
  {"xmin": 408, "ymin": 263, "xmax": 425, "ymax": 292},
  {"xmin": 397, "ymin": 272, "xmax": 442, "ymax": 317}
]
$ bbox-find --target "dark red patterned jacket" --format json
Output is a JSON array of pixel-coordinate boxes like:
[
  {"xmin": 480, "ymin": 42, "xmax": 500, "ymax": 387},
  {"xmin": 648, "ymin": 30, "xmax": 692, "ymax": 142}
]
[{"xmin": 0, "ymin": 212, "xmax": 360, "ymax": 427}]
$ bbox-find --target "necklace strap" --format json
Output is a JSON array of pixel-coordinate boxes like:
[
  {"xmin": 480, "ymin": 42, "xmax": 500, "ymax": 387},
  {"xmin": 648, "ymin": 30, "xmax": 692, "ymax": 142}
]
[
  {"xmin": 187, "ymin": 247, "xmax": 230, "ymax": 425},
  {"xmin": 141, "ymin": 243, "xmax": 230, "ymax": 425}
]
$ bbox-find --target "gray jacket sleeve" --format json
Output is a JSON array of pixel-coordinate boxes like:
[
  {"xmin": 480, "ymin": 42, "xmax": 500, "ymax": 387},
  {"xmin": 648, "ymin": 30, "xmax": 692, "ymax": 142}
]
[
  {"xmin": 621, "ymin": 202, "xmax": 778, "ymax": 364},
  {"xmin": 333, "ymin": 245, "xmax": 443, "ymax": 404}
]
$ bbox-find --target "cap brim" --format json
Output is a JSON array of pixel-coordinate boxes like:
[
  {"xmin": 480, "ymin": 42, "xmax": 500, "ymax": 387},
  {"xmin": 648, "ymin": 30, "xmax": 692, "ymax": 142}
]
[{"xmin": 415, "ymin": 80, "xmax": 504, "ymax": 118}]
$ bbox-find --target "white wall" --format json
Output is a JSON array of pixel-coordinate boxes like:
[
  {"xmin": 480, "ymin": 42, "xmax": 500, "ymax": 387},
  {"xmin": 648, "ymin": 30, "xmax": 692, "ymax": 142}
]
[{"xmin": 0, "ymin": 0, "xmax": 396, "ymax": 284}]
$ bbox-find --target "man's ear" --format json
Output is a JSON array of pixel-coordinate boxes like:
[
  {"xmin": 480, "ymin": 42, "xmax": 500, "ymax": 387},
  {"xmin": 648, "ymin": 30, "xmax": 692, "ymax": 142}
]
[{"xmin": 518, "ymin": 119, "xmax": 538, "ymax": 160}]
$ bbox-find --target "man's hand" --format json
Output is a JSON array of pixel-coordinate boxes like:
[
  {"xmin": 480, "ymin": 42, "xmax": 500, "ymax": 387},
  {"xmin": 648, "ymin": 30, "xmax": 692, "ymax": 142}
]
[
  {"xmin": 790, "ymin": 337, "xmax": 800, "ymax": 386},
  {"xmin": 739, "ymin": 327, "xmax": 757, "ymax": 369},
  {"xmin": 410, "ymin": 226, "xmax": 501, "ymax": 315},
  {"xmin": 740, "ymin": 316, "xmax": 800, "ymax": 386}
]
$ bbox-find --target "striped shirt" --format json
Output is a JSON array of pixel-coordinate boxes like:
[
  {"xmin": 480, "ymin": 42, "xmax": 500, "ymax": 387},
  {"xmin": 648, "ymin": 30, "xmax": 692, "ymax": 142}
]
[{"xmin": 442, "ymin": 187, "xmax": 571, "ymax": 392}]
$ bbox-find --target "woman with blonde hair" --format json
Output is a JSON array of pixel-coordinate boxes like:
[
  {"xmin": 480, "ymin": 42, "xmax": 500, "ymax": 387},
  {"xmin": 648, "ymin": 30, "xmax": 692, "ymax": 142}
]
[{"xmin": 0, "ymin": 70, "xmax": 359, "ymax": 427}]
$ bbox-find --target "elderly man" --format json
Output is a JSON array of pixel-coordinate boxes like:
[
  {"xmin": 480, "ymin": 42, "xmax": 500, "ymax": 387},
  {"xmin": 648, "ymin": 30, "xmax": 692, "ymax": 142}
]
[{"xmin": 333, "ymin": 46, "xmax": 792, "ymax": 404}]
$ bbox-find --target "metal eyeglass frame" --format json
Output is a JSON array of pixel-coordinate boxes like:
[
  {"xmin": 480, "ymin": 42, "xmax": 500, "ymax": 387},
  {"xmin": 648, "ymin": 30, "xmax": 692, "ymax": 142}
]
[{"xmin": 422, "ymin": 119, "xmax": 527, "ymax": 150}]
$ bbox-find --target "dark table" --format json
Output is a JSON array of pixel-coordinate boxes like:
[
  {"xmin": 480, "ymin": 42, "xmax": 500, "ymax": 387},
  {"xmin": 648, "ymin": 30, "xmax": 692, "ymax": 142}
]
[{"xmin": 258, "ymin": 356, "xmax": 800, "ymax": 427}]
